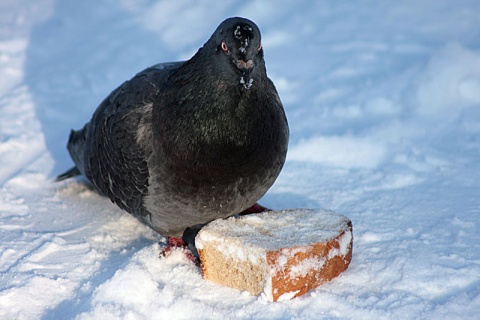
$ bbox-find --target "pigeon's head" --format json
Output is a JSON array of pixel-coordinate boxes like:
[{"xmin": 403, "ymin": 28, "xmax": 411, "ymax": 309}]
[{"xmin": 211, "ymin": 17, "xmax": 264, "ymax": 90}]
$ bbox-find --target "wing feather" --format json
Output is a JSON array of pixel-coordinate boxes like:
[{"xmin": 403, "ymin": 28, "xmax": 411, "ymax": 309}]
[{"xmin": 66, "ymin": 62, "xmax": 185, "ymax": 217}]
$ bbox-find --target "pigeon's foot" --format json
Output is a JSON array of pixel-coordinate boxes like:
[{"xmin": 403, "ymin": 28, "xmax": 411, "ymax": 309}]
[
  {"xmin": 160, "ymin": 236, "xmax": 199, "ymax": 265},
  {"xmin": 160, "ymin": 204, "xmax": 269, "ymax": 264},
  {"xmin": 238, "ymin": 203, "xmax": 270, "ymax": 215}
]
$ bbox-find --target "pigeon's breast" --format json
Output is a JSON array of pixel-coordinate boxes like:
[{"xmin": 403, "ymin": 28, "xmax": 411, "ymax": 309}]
[{"xmin": 145, "ymin": 79, "xmax": 288, "ymax": 235}]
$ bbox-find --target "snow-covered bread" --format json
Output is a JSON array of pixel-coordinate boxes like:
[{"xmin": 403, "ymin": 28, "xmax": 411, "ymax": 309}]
[{"xmin": 195, "ymin": 209, "xmax": 353, "ymax": 301}]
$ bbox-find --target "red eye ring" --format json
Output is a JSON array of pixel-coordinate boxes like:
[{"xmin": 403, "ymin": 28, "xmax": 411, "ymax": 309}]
[{"xmin": 221, "ymin": 41, "xmax": 229, "ymax": 53}]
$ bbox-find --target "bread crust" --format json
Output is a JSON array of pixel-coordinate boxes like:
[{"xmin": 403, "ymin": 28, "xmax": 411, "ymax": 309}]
[{"xmin": 196, "ymin": 210, "xmax": 353, "ymax": 301}]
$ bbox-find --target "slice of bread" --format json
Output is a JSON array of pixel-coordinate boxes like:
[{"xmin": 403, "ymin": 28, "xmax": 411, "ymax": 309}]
[{"xmin": 195, "ymin": 209, "xmax": 353, "ymax": 301}]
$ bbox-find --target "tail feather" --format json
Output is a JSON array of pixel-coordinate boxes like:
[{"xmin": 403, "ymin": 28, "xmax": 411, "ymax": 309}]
[
  {"xmin": 67, "ymin": 127, "xmax": 87, "ymax": 171},
  {"xmin": 55, "ymin": 126, "xmax": 88, "ymax": 182},
  {"xmin": 55, "ymin": 166, "xmax": 81, "ymax": 181}
]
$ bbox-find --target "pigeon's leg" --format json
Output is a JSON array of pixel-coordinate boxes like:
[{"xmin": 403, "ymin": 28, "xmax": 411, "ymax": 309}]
[
  {"xmin": 160, "ymin": 236, "xmax": 187, "ymax": 255},
  {"xmin": 161, "ymin": 204, "xmax": 269, "ymax": 264},
  {"xmin": 160, "ymin": 236, "xmax": 199, "ymax": 264},
  {"xmin": 238, "ymin": 203, "xmax": 270, "ymax": 215}
]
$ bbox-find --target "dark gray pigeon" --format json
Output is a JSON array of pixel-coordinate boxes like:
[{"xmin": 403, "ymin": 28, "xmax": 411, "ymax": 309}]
[{"xmin": 57, "ymin": 17, "xmax": 289, "ymax": 243}]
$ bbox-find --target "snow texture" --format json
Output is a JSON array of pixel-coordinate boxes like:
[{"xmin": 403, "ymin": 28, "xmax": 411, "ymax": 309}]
[
  {"xmin": 1, "ymin": 0, "xmax": 480, "ymax": 319},
  {"xmin": 196, "ymin": 209, "xmax": 350, "ymax": 251}
]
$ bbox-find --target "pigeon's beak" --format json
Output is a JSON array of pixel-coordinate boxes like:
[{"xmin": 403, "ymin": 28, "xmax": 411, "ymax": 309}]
[
  {"xmin": 235, "ymin": 59, "xmax": 254, "ymax": 90},
  {"xmin": 235, "ymin": 59, "xmax": 254, "ymax": 74}
]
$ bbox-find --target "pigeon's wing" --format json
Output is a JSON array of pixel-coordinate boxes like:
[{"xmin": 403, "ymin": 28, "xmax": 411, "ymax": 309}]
[{"xmin": 67, "ymin": 62, "xmax": 184, "ymax": 216}]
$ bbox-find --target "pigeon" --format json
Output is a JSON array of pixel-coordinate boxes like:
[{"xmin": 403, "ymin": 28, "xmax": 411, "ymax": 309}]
[{"xmin": 57, "ymin": 17, "xmax": 289, "ymax": 249}]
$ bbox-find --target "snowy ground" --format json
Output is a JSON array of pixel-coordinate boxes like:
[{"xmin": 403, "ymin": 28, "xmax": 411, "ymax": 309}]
[{"xmin": 1, "ymin": 0, "xmax": 480, "ymax": 319}]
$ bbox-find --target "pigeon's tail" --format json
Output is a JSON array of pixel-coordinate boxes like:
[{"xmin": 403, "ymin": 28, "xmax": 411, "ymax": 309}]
[
  {"xmin": 55, "ymin": 126, "xmax": 88, "ymax": 181},
  {"xmin": 55, "ymin": 166, "xmax": 81, "ymax": 181}
]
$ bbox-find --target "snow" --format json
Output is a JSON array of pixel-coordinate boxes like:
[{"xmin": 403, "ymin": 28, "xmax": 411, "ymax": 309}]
[
  {"xmin": 196, "ymin": 209, "xmax": 351, "ymax": 251},
  {"xmin": 1, "ymin": 0, "xmax": 479, "ymax": 319}
]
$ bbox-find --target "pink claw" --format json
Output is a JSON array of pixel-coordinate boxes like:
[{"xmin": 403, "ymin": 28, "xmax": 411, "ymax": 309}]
[
  {"xmin": 238, "ymin": 203, "xmax": 270, "ymax": 215},
  {"xmin": 160, "ymin": 236, "xmax": 199, "ymax": 264}
]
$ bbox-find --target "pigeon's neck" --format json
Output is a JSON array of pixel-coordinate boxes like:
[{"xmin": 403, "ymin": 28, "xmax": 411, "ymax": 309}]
[
  {"xmin": 154, "ymin": 46, "xmax": 272, "ymax": 147},
  {"xmin": 181, "ymin": 46, "xmax": 266, "ymax": 94}
]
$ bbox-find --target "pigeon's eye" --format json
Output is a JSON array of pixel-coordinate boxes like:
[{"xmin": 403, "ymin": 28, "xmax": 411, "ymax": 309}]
[
  {"xmin": 257, "ymin": 42, "xmax": 262, "ymax": 52},
  {"xmin": 221, "ymin": 41, "xmax": 229, "ymax": 54}
]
